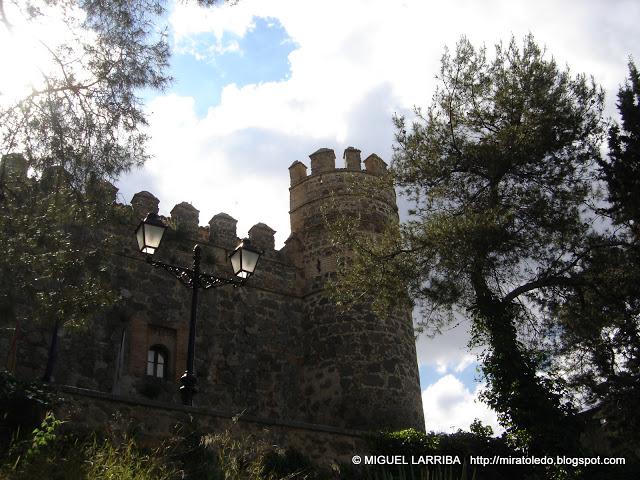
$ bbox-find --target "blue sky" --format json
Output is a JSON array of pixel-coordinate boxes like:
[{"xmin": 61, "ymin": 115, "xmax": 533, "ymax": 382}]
[
  {"xmin": 110, "ymin": 0, "xmax": 640, "ymax": 433},
  {"xmin": 170, "ymin": 17, "xmax": 296, "ymax": 117}
]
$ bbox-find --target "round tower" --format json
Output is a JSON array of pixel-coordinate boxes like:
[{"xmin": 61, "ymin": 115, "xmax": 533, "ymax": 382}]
[{"xmin": 289, "ymin": 147, "xmax": 424, "ymax": 431}]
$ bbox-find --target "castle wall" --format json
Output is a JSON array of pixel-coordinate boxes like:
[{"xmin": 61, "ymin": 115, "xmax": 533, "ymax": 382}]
[
  {"xmin": 56, "ymin": 385, "xmax": 366, "ymax": 467},
  {"xmin": 1, "ymin": 147, "xmax": 424, "ymax": 447},
  {"xmin": 7, "ymin": 209, "xmax": 308, "ymax": 423},
  {"xmin": 103, "ymin": 219, "xmax": 308, "ymax": 422}
]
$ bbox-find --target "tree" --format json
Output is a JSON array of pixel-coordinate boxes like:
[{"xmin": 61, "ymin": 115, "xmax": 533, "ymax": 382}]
[
  {"xmin": 0, "ymin": 0, "xmax": 172, "ymax": 181},
  {"xmin": 0, "ymin": 158, "xmax": 116, "ymax": 380},
  {"xmin": 0, "ymin": 0, "xmax": 171, "ymax": 380},
  {"xmin": 550, "ymin": 63, "xmax": 640, "ymax": 466},
  {"xmin": 551, "ymin": 241, "xmax": 640, "ymax": 465},
  {"xmin": 0, "ymin": 0, "xmax": 231, "ymax": 379},
  {"xmin": 600, "ymin": 61, "xmax": 640, "ymax": 228},
  {"xmin": 331, "ymin": 35, "xmax": 605, "ymax": 456}
]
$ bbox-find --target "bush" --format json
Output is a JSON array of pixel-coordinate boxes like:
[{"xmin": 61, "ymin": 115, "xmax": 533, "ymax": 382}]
[
  {"xmin": 0, "ymin": 411, "xmax": 176, "ymax": 480},
  {"xmin": 260, "ymin": 447, "xmax": 320, "ymax": 479},
  {"xmin": 354, "ymin": 425, "xmax": 531, "ymax": 480},
  {"xmin": 84, "ymin": 437, "xmax": 177, "ymax": 480},
  {"xmin": 0, "ymin": 369, "xmax": 57, "ymax": 454}
]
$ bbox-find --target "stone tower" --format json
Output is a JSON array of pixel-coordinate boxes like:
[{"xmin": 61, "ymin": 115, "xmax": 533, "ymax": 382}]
[{"xmin": 289, "ymin": 147, "xmax": 424, "ymax": 431}]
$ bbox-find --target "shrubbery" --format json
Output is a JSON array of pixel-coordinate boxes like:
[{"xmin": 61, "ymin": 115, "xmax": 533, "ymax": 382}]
[
  {"xmin": 0, "ymin": 369, "xmax": 58, "ymax": 454},
  {"xmin": 1, "ymin": 415, "xmax": 177, "ymax": 480},
  {"xmin": 0, "ymin": 376, "xmax": 528, "ymax": 480},
  {"xmin": 6, "ymin": 370, "xmax": 634, "ymax": 480},
  {"xmin": 353, "ymin": 424, "xmax": 523, "ymax": 480}
]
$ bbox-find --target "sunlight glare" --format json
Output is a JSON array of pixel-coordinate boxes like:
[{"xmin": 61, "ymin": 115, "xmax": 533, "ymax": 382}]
[{"xmin": 0, "ymin": 2, "xmax": 85, "ymax": 106}]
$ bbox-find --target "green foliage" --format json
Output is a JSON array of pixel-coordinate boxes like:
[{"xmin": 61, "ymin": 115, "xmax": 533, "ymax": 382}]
[
  {"xmin": 23, "ymin": 412, "xmax": 63, "ymax": 462},
  {"xmin": 0, "ymin": 163, "xmax": 118, "ymax": 379},
  {"xmin": 346, "ymin": 466, "xmax": 477, "ymax": 480},
  {"xmin": 0, "ymin": 369, "xmax": 58, "ymax": 452},
  {"xmin": 1, "ymin": 413, "xmax": 80, "ymax": 480},
  {"xmin": 547, "ymin": 61, "xmax": 640, "ymax": 471},
  {"xmin": 259, "ymin": 447, "xmax": 317, "ymax": 479},
  {"xmin": 365, "ymin": 428, "xmax": 440, "ymax": 457},
  {"xmin": 0, "ymin": 369, "xmax": 54, "ymax": 411},
  {"xmin": 600, "ymin": 61, "xmax": 640, "ymax": 227},
  {"xmin": 360, "ymin": 427, "xmax": 521, "ymax": 480},
  {"xmin": 200, "ymin": 428, "xmax": 295, "ymax": 480},
  {"xmin": 330, "ymin": 34, "xmax": 605, "ymax": 456},
  {"xmin": 0, "ymin": 1, "xmax": 236, "ymax": 179},
  {"xmin": 323, "ymin": 172, "xmax": 420, "ymax": 329},
  {"xmin": 0, "ymin": 0, "xmax": 171, "ymax": 180},
  {"xmin": 159, "ymin": 419, "xmax": 329, "ymax": 480},
  {"xmin": 83, "ymin": 437, "xmax": 177, "ymax": 480},
  {"xmin": 1, "ymin": 412, "xmax": 176, "ymax": 480}
]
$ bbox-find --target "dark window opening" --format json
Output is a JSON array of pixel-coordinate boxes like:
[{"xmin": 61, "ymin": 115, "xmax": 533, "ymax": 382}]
[{"xmin": 146, "ymin": 345, "xmax": 168, "ymax": 379}]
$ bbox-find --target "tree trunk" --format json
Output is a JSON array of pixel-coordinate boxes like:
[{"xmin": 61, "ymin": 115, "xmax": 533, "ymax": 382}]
[
  {"xmin": 42, "ymin": 318, "xmax": 60, "ymax": 383},
  {"xmin": 473, "ymin": 281, "xmax": 580, "ymax": 455},
  {"xmin": 5, "ymin": 316, "xmax": 19, "ymax": 372}
]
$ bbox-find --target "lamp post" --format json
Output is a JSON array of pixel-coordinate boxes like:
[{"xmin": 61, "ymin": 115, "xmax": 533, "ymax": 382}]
[{"xmin": 135, "ymin": 212, "xmax": 262, "ymax": 406}]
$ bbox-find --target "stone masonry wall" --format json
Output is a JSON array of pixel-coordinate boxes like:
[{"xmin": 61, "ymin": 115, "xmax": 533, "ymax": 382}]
[
  {"xmin": 56, "ymin": 386, "xmax": 366, "ymax": 467},
  {"xmin": 1, "ymin": 147, "xmax": 424, "ymax": 461},
  {"xmin": 288, "ymin": 148, "xmax": 424, "ymax": 431}
]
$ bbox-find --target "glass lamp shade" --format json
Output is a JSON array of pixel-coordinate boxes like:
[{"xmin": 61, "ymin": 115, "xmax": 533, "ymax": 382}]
[
  {"xmin": 229, "ymin": 238, "xmax": 262, "ymax": 279},
  {"xmin": 135, "ymin": 212, "xmax": 167, "ymax": 255}
]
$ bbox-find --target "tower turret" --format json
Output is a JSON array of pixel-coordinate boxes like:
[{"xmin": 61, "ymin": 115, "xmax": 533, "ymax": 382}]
[{"xmin": 289, "ymin": 147, "xmax": 424, "ymax": 431}]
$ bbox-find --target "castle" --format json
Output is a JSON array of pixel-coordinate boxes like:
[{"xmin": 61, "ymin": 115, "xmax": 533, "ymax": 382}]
[{"xmin": 1, "ymin": 147, "xmax": 424, "ymax": 450}]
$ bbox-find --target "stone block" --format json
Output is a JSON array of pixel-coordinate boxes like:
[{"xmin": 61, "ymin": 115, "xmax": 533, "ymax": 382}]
[
  {"xmin": 209, "ymin": 212, "xmax": 238, "ymax": 248},
  {"xmin": 363, "ymin": 153, "xmax": 387, "ymax": 176},
  {"xmin": 131, "ymin": 191, "xmax": 159, "ymax": 219},
  {"xmin": 170, "ymin": 202, "xmax": 199, "ymax": 233},
  {"xmin": 309, "ymin": 148, "xmax": 335, "ymax": 175},
  {"xmin": 249, "ymin": 223, "xmax": 276, "ymax": 251},
  {"xmin": 343, "ymin": 147, "xmax": 361, "ymax": 171},
  {"xmin": 289, "ymin": 161, "xmax": 308, "ymax": 185}
]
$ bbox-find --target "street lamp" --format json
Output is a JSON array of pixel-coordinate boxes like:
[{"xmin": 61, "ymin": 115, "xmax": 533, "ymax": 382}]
[
  {"xmin": 135, "ymin": 213, "xmax": 262, "ymax": 406},
  {"xmin": 135, "ymin": 212, "xmax": 167, "ymax": 255}
]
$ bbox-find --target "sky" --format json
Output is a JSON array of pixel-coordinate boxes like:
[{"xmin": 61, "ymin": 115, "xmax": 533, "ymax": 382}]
[{"xmin": 2, "ymin": 0, "xmax": 639, "ymax": 434}]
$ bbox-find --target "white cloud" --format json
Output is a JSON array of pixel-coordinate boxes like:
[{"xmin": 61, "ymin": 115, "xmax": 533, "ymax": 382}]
[
  {"xmin": 122, "ymin": 93, "xmax": 293, "ymax": 244},
  {"xmin": 416, "ymin": 316, "xmax": 479, "ymax": 374},
  {"xmin": 422, "ymin": 375, "xmax": 502, "ymax": 434},
  {"xmin": 454, "ymin": 354, "xmax": 476, "ymax": 373},
  {"xmin": 174, "ymin": 36, "xmax": 241, "ymax": 62},
  {"xmin": 170, "ymin": 1, "xmax": 257, "ymax": 42},
  {"xmin": 119, "ymin": 0, "xmax": 640, "ymax": 246}
]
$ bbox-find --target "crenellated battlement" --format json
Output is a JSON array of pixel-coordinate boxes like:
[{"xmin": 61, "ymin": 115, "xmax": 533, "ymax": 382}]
[
  {"xmin": 288, "ymin": 146, "xmax": 388, "ymax": 186},
  {"xmin": 126, "ymin": 146, "xmax": 391, "ymax": 253},
  {"xmin": 288, "ymin": 147, "xmax": 397, "ymax": 236},
  {"xmin": 129, "ymin": 191, "xmax": 278, "ymax": 253},
  {"xmin": 0, "ymin": 155, "xmax": 280, "ymax": 254}
]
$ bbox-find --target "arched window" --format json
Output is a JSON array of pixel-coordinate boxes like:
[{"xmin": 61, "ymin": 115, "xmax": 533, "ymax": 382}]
[{"xmin": 146, "ymin": 345, "xmax": 168, "ymax": 379}]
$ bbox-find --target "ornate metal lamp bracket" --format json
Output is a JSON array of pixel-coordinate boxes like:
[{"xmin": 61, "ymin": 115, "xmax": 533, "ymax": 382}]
[{"xmin": 146, "ymin": 256, "xmax": 243, "ymax": 290}]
